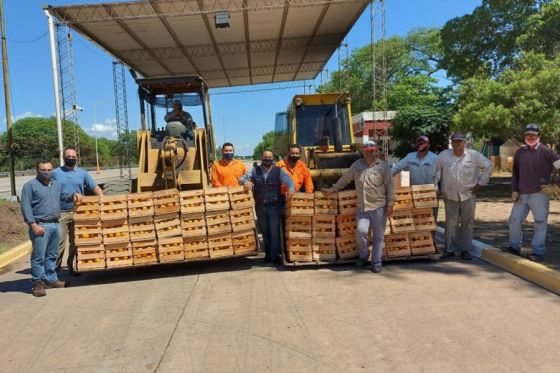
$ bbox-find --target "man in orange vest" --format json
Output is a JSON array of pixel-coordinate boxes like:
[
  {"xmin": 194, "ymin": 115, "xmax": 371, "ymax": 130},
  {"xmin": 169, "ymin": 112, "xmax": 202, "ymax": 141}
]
[
  {"xmin": 211, "ymin": 142, "xmax": 248, "ymax": 187},
  {"xmin": 276, "ymin": 144, "xmax": 314, "ymax": 194}
]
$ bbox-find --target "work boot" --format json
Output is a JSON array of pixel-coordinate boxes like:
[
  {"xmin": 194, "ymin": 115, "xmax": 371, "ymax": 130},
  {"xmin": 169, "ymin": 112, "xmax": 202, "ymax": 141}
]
[
  {"xmin": 355, "ymin": 258, "xmax": 367, "ymax": 268},
  {"xmin": 460, "ymin": 251, "xmax": 473, "ymax": 260},
  {"xmin": 440, "ymin": 251, "xmax": 455, "ymax": 259},
  {"xmin": 272, "ymin": 258, "xmax": 282, "ymax": 267},
  {"xmin": 529, "ymin": 254, "xmax": 544, "ymax": 263},
  {"xmin": 261, "ymin": 255, "xmax": 271, "ymax": 264},
  {"xmin": 371, "ymin": 265, "xmax": 382, "ymax": 274},
  {"xmin": 32, "ymin": 281, "xmax": 46, "ymax": 297},
  {"xmin": 45, "ymin": 280, "xmax": 70, "ymax": 289},
  {"xmin": 68, "ymin": 267, "xmax": 81, "ymax": 277},
  {"xmin": 501, "ymin": 245, "xmax": 521, "ymax": 256}
]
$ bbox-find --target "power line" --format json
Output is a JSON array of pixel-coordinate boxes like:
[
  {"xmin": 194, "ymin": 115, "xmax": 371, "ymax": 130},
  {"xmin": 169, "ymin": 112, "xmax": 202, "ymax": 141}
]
[{"xmin": 7, "ymin": 31, "xmax": 48, "ymax": 44}]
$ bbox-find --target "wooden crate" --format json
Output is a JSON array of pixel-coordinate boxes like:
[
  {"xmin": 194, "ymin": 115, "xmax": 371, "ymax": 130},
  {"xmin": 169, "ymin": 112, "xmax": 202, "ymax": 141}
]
[
  {"xmin": 286, "ymin": 238, "xmax": 313, "ymax": 262},
  {"xmin": 100, "ymin": 195, "xmax": 128, "ymax": 221},
  {"xmin": 228, "ymin": 186, "xmax": 255, "ymax": 210},
  {"xmin": 336, "ymin": 214, "xmax": 356, "ymax": 237},
  {"xmin": 208, "ymin": 232, "xmax": 234, "ymax": 258},
  {"xmin": 76, "ymin": 244, "xmax": 106, "ymax": 270},
  {"xmin": 154, "ymin": 213, "xmax": 182, "ymax": 238},
  {"xmin": 205, "ymin": 187, "xmax": 230, "ymax": 212},
  {"xmin": 314, "ymin": 191, "xmax": 338, "ymax": 215},
  {"xmin": 73, "ymin": 196, "xmax": 101, "ymax": 221},
  {"xmin": 409, "ymin": 231, "xmax": 436, "ymax": 255},
  {"xmin": 132, "ymin": 239, "xmax": 158, "ymax": 265},
  {"xmin": 231, "ymin": 230, "xmax": 258, "ymax": 255},
  {"xmin": 412, "ymin": 208, "xmax": 436, "ymax": 231},
  {"xmin": 284, "ymin": 216, "xmax": 312, "ymax": 239},
  {"xmin": 313, "ymin": 215, "xmax": 336, "ymax": 238},
  {"xmin": 394, "ymin": 186, "xmax": 414, "ymax": 211},
  {"xmin": 102, "ymin": 220, "xmax": 130, "ymax": 244},
  {"xmin": 127, "ymin": 192, "xmax": 154, "ymax": 218},
  {"xmin": 412, "ymin": 184, "xmax": 438, "ymax": 208},
  {"xmin": 206, "ymin": 211, "xmax": 232, "ymax": 235},
  {"xmin": 158, "ymin": 236, "xmax": 185, "ymax": 262},
  {"xmin": 230, "ymin": 208, "xmax": 256, "ymax": 232},
  {"xmin": 312, "ymin": 238, "xmax": 336, "ymax": 261},
  {"xmin": 285, "ymin": 192, "xmax": 314, "ymax": 216},
  {"xmin": 336, "ymin": 236, "xmax": 358, "ymax": 259},
  {"xmin": 179, "ymin": 190, "xmax": 205, "ymax": 214},
  {"xmin": 337, "ymin": 190, "xmax": 357, "ymax": 215},
  {"xmin": 129, "ymin": 216, "xmax": 156, "ymax": 241},
  {"xmin": 384, "ymin": 220, "xmax": 391, "ymax": 236},
  {"xmin": 389, "ymin": 210, "xmax": 416, "ymax": 233},
  {"xmin": 183, "ymin": 236, "xmax": 209, "ymax": 260},
  {"xmin": 152, "ymin": 189, "xmax": 180, "ymax": 215},
  {"xmin": 74, "ymin": 221, "xmax": 103, "ymax": 245},
  {"xmin": 385, "ymin": 233, "xmax": 411, "ymax": 257},
  {"xmin": 181, "ymin": 212, "xmax": 207, "ymax": 237},
  {"xmin": 105, "ymin": 242, "xmax": 134, "ymax": 268}
]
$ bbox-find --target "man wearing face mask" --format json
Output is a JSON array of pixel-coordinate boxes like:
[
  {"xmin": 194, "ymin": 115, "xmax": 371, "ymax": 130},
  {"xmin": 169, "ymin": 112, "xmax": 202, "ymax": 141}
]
[
  {"xmin": 211, "ymin": 142, "xmax": 248, "ymax": 187},
  {"xmin": 21, "ymin": 161, "xmax": 73, "ymax": 296},
  {"xmin": 276, "ymin": 144, "xmax": 314, "ymax": 194},
  {"xmin": 323, "ymin": 142, "xmax": 395, "ymax": 273},
  {"xmin": 503, "ymin": 124, "xmax": 560, "ymax": 262},
  {"xmin": 435, "ymin": 132, "xmax": 493, "ymax": 260},
  {"xmin": 52, "ymin": 147, "xmax": 103, "ymax": 275},
  {"xmin": 240, "ymin": 150, "xmax": 295, "ymax": 266}
]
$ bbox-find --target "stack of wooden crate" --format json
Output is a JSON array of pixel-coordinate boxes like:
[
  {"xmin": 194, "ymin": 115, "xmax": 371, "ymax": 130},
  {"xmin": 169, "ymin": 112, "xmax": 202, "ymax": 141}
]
[
  {"xmin": 100, "ymin": 195, "xmax": 132, "ymax": 268},
  {"xmin": 228, "ymin": 186, "xmax": 257, "ymax": 255},
  {"xmin": 74, "ymin": 196, "xmax": 105, "ymax": 271},
  {"xmin": 153, "ymin": 189, "xmax": 184, "ymax": 263},
  {"xmin": 128, "ymin": 192, "xmax": 157, "ymax": 265},
  {"xmin": 312, "ymin": 214, "xmax": 336, "ymax": 261},
  {"xmin": 204, "ymin": 187, "xmax": 233, "ymax": 258},
  {"xmin": 335, "ymin": 214, "xmax": 358, "ymax": 260},
  {"xmin": 180, "ymin": 190, "xmax": 208, "ymax": 260},
  {"xmin": 284, "ymin": 193, "xmax": 314, "ymax": 262}
]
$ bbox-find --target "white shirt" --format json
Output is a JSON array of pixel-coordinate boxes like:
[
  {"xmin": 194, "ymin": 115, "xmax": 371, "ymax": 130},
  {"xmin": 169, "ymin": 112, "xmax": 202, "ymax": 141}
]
[
  {"xmin": 436, "ymin": 149, "xmax": 493, "ymax": 202},
  {"xmin": 391, "ymin": 151, "xmax": 438, "ymax": 185}
]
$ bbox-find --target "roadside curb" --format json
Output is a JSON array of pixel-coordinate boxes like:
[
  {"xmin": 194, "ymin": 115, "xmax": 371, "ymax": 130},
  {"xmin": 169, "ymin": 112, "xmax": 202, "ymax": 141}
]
[
  {"xmin": 436, "ymin": 227, "xmax": 560, "ymax": 296},
  {"xmin": 0, "ymin": 241, "xmax": 31, "ymax": 270}
]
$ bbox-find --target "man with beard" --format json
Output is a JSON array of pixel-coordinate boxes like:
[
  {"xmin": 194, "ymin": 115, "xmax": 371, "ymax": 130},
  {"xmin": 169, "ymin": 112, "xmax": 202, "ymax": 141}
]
[
  {"xmin": 52, "ymin": 147, "xmax": 103, "ymax": 275},
  {"xmin": 436, "ymin": 132, "xmax": 493, "ymax": 260},
  {"xmin": 323, "ymin": 141, "xmax": 395, "ymax": 273},
  {"xmin": 504, "ymin": 123, "xmax": 560, "ymax": 262},
  {"xmin": 276, "ymin": 144, "xmax": 314, "ymax": 194}
]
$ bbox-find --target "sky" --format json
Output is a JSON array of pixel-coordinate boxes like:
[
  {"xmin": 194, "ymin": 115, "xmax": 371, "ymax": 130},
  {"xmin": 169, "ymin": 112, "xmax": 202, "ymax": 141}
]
[{"xmin": 0, "ymin": 0, "xmax": 481, "ymax": 156}]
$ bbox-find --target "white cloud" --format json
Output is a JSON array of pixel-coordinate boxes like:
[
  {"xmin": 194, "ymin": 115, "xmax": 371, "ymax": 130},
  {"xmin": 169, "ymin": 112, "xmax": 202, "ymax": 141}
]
[
  {"xmin": 3, "ymin": 111, "xmax": 43, "ymax": 123},
  {"xmin": 90, "ymin": 118, "xmax": 117, "ymax": 138}
]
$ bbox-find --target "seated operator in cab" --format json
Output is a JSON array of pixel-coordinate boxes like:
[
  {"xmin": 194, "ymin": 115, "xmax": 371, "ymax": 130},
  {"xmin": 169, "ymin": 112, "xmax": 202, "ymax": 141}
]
[{"xmin": 164, "ymin": 100, "xmax": 195, "ymax": 139}]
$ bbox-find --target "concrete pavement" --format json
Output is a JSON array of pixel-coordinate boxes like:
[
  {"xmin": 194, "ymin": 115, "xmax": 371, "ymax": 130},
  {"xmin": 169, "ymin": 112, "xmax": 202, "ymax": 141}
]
[{"xmin": 1, "ymin": 253, "xmax": 560, "ymax": 372}]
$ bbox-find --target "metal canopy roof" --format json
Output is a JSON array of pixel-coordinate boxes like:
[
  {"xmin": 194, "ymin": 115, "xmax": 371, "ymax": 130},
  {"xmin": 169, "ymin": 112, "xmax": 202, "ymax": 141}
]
[{"xmin": 47, "ymin": 0, "xmax": 370, "ymax": 88}]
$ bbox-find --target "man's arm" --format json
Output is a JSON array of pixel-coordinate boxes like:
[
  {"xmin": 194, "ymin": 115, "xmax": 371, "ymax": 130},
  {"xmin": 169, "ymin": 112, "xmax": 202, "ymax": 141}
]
[
  {"xmin": 476, "ymin": 151, "xmax": 493, "ymax": 186},
  {"xmin": 434, "ymin": 152, "xmax": 445, "ymax": 186},
  {"xmin": 511, "ymin": 151, "xmax": 520, "ymax": 192},
  {"xmin": 302, "ymin": 166, "xmax": 314, "ymax": 193},
  {"xmin": 331, "ymin": 166, "xmax": 355, "ymax": 192},
  {"xmin": 279, "ymin": 169, "xmax": 295, "ymax": 194},
  {"xmin": 20, "ymin": 183, "xmax": 35, "ymax": 225},
  {"xmin": 211, "ymin": 164, "xmax": 223, "ymax": 187},
  {"xmin": 391, "ymin": 155, "xmax": 409, "ymax": 177}
]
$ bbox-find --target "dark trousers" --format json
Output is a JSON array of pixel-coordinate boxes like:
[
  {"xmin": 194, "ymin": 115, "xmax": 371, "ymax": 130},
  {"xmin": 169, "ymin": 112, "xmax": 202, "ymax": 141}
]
[{"xmin": 255, "ymin": 204, "xmax": 282, "ymax": 260}]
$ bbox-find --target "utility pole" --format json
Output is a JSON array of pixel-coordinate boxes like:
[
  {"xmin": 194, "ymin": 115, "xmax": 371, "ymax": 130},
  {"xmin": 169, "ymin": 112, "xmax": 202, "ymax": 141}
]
[{"xmin": 0, "ymin": 0, "xmax": 16, "ymax": 200}]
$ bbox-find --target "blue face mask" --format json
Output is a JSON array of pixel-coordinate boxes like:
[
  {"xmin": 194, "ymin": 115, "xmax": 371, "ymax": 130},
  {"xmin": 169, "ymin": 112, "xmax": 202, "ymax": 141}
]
[
  {"xmin": 223, "ymin": 153, "xmax": 234, "ymax": 161},
  {"xmin": 38, "ymin": 171, "xmax": 52, "ymax": 183}
]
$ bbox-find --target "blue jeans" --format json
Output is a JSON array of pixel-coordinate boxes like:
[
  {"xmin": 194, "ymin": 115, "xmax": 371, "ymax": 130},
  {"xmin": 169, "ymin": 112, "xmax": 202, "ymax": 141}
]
[
  {"xmin": 255, "ymin": 204, "xmax": 282, "ymax": 260},
  {"xmin": 29, "ymin": 223, "xmax": 61, "ymax": 283},
  {"xmin": 356, "ymin": 207, "xmax": 387, "ymax": 266},
  {"xmin": 509, "ymin": 193, "xmax": 550, "ymax": 255}
]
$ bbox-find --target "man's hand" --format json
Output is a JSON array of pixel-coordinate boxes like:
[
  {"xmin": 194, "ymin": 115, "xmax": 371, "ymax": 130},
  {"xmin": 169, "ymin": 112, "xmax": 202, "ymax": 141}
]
[
  {"xmin": 540, "ymin": 184, "xmax": 560, "ymax": 196},
  {"xmin": 286, "ymin": 189, "xmax": 295, "ymax": 200},
  {"xmin": 73, "ymin": 193, "xmax": 83, "ymax": 204},
  {"xmin": 471, "ymin": 184, "xmax": 482, "ymax": 194},
  {"xmin": 511, "ymin": 191, "xmax": 519, "ymax": 202},
  {"xmin": 243, "ymin": 181, "xmax": 254, "ymax": 192},
  {"xmin": 385, "ymin": 205, "xmax": 394, "ymax": 218},
  {"xmin": 321, "ymin": 187, "xmax": 335, "ymax": 196},
  {"xmin": 30, "ymin": 223, "xmax": 45, "ymax": 236}
]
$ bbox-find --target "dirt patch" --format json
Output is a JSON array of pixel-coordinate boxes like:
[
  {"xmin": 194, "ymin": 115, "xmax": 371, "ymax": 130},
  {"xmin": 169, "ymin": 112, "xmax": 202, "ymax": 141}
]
[{"xmin": 0, "ymin": 201, "xmax": 27, "ymax": 254}]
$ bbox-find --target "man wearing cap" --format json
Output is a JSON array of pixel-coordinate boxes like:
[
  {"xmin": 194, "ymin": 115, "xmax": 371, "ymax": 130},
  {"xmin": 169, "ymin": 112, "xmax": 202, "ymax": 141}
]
[
  {"xmin": 211, "ymin": 142, "xmax": 247, "ymax": 187},
  {"xmin": 504, "ymin": 123, "xmax": 560, "ymax": 262},
  {"xmin": 392, "ymin": 135, "xmax": 438, "ymax": 185},
  {"xmin": 323, "ymin": 141, "xmax": 395, "ymax": 273},
  {"xmin": 436, "ymin": 132, "xmax": 493, "ymax": 260}
]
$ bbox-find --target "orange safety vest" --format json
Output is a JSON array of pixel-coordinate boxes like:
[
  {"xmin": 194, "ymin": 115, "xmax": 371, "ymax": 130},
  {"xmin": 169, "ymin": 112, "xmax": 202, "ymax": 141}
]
[
  {"xmin": 211, "ymin": 159, "xmax": 247, "ymax": 187},
  {"xmin": 276, "ymin": 159, "xmax": 314, "ymax": 194}
]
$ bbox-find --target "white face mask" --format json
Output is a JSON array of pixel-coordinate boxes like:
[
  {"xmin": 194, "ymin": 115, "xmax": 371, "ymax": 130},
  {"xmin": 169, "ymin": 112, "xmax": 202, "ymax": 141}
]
[{"xmin": 525, "ymin": 136, "xmax": 540, "ymax": 147}]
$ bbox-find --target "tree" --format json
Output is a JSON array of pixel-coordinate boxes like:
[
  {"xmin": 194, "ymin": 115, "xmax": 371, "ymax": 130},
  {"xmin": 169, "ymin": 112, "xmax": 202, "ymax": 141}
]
[
  {"xmin": 252, "ymin": 131, "xmax": 275, "ymax": 160},
  {"xmin": 440, "ymin": 0, "xmax": 549, "ymax": 80},
  {"xmin": 453, "ymin": 52, "xmax": 560, "ymax": 145},
  {"xmin": 519, "ymin": 1, "xmax": 560, "ymax": 58},
  {"xmin": 391, "ymin": 106, "xmax": 450, "ymax": 158}
]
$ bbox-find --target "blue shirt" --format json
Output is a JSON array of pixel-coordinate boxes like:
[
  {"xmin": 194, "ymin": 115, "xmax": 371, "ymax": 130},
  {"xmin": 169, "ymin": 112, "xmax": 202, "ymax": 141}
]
[
  {"xmin": 21, "ymin": 177, "xmax": 65, "ymax": 225},
  {"xmin": 52, "ymin": 166, "xmax": 98, "ymax": 211},
  {"xmin": 239, "ymin": 166, "xmax": 295, "ymax": 193},
  {"xmin": 391, "ymin": 151, "xmax": 438, "ymax": 186}
]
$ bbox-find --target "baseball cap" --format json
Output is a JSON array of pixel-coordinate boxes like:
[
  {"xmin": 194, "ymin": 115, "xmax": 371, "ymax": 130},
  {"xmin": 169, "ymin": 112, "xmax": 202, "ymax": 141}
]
[
  {"xmin": 524, "ymin": 123, "xmax": 540, "ymax": 135},
  {"xmin": 450, "ymin": 132, "xmax": 466, "ymax": 141},
  {"xmin": 363, "ymin": 141, "xmax": 378, "ymax": 150},
  {"xmin": 416, "ymin": 135, "xmax": 429, "ymax": 143}
]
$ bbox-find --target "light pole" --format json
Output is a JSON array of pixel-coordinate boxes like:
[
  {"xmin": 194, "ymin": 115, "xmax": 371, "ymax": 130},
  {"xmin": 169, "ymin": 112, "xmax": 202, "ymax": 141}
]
[{"xmin": 95, "ymin": 136, "xmax": 100, "ymax": 174}]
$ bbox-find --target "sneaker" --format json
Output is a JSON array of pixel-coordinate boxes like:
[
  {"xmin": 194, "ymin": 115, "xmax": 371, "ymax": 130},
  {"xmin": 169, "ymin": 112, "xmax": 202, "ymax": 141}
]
[
  {"xmin": 501, "ymin": 245, "xmax": 521, "ymax": 256},
  {"xmin": 371, "ymin": 266, "xmax": 382, "ymax": 273},
  {"xmin": 355, "ymin": 258, "xmax": 367, "ymax": 268},
  {"xmin": 529, "ymin": 254, "xmax": 544, "ymax": 263},
  {"xmin": 45, "ymin": 280, "xmax": 69, "ymax": 289},
  {"xmin": 440, "ymin": 251, "xmax": 455, "ymax": 259},
  {"xmin": 32, "ymin": 281, "xmax": 46, "ymax": 297},
  {"xmin": 460, "ymin": 251, "xmax": 473, "ymax": 260}
]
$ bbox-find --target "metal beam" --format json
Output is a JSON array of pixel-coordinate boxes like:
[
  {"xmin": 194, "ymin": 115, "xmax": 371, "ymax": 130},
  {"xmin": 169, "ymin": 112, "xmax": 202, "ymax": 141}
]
[
  {"xmin": 271, "ymin": 0, "xmax": 290, "ymax": 81},
  {"xmin": 242, "ymin": 0, "xmax": 253, "ymax": 85}
]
